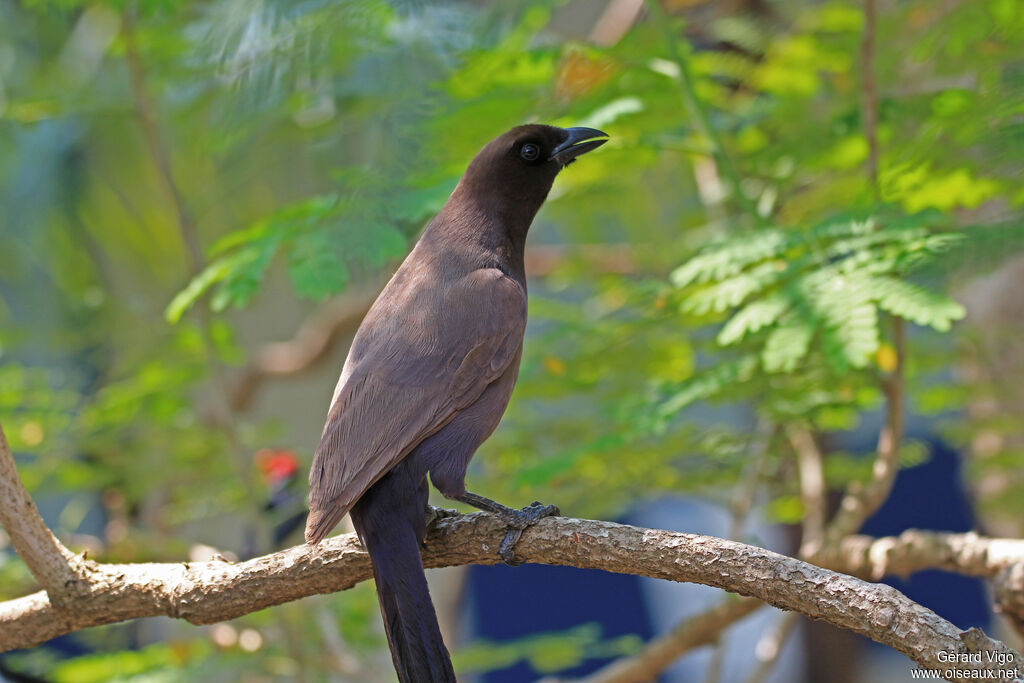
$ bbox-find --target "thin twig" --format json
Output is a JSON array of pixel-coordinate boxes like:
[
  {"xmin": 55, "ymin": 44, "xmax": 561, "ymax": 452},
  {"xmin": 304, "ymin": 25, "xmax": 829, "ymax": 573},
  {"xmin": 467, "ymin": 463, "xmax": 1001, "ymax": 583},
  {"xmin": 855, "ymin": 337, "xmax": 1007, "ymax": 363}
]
[
  {"xmin": 861, "ymin": 0, "xmax": 880, "ymax": 199},
  {"xmin": 644, "ymin": 0, "xmax": 763, "ymax": 223},
  {"xmin": 826, "ymin": 308, "xmax": 906, "ymax": 544},
  {"xmin": 3, "ymin": 441, "xmax": 1024, "ymax": 680},
  {"xmin": 229, "ymin": 244, "xmax": 638, "ymax": 411},
  {"xmin": 787, "ymin": 424, "xmax": 826, "ymax": 558},
  {"xmin": 727, "ymin": 420, "xmax": 776, "ymax": 540},
  {"xmin": 122, "ymin": 8, "xmax": 264, "ymax": 541},
  {"xmin": 703, "ymin": 640, "xmax": 726, "ymax": 683},
  {"xmin": 702, "ymin": 421, "xmax": 774, "ymax": 683},
  {"xmin": 743, "ymin": 611, "xmax": 801, "ymax": 683},
  {"xmin": 122, "ymin": 9, "xmax": 202, "ymax": 273},
  {"xmin": 569, "ymin": 599, "xmax": 764, "ymax": 683},
  {"xmin": 824, "ymin": 0, "xmax": 904, "ymax": 545},
  {"xmin": 0, "ymin": 424, "xmax": 82, "ymax": 603}
]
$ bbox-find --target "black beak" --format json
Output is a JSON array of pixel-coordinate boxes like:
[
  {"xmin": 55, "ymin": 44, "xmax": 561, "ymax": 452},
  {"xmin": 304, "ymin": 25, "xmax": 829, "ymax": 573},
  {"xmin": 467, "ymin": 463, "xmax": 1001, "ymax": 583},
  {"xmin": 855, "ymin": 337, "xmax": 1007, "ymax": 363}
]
[{"xmin": 550, "ymin": 127, "xmax": 609, "ymax": 166}]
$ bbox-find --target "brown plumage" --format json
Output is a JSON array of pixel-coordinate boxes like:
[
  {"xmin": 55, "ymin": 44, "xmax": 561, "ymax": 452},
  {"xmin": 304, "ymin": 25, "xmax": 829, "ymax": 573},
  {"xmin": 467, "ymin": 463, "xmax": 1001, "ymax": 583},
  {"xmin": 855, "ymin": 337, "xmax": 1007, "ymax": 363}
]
[{"xmin": 305, "ymin": 124, "xmax": 608, "ymax": 683}]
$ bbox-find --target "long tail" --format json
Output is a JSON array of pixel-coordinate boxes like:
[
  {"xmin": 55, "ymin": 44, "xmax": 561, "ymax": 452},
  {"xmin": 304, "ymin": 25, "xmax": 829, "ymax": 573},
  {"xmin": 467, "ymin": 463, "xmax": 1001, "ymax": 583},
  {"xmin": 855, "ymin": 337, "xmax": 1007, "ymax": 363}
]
[{"xmin": 349, "ymin": 462, "xmax": 456, "ymax": 683}]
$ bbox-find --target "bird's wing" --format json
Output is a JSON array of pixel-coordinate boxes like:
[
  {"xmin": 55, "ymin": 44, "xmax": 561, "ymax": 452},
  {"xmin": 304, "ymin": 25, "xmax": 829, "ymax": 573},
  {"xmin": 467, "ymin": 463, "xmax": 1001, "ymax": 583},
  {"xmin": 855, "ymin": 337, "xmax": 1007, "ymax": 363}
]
[{"xmin": 305, "ymin": 268, "xmax": 526, "ymax": 543}]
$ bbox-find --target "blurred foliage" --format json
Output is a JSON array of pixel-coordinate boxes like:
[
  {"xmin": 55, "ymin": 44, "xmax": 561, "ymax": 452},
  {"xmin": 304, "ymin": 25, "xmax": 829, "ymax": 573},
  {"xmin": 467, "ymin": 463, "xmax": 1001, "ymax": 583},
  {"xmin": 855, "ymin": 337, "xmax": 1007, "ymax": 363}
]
[
  {"xmin": 454, "ymin": 623, "xmax": 642, "ymax": 675},
  {"xmin": 1, "ymin": 0, "xmax": 1022, "ymax": 679},
  {"xmin": 650, "ymin": 211, "xmax": 965, "ymax": 429}
]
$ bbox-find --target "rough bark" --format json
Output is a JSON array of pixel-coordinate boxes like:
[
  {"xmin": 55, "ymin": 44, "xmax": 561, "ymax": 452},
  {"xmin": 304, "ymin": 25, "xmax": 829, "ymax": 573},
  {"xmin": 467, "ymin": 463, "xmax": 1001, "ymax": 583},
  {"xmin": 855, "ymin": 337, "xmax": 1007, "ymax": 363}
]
[
  {"xmin": 0, "ymin": 428, "xmax": 84, "ymax": 605},
  {"xmin": 2, "ymin": 513, "xmax": 1022, "ymax": 682},
  {"xmin": 821, "ymin": 530, "xmax": 1024, "ymax": 581}
]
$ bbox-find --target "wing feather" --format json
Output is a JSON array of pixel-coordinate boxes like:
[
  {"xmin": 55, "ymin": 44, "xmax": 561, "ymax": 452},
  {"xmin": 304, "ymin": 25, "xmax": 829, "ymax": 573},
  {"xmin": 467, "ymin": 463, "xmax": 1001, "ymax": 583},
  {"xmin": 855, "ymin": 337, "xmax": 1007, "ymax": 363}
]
[{"xmin": 305, "ymin": 268, "xmax": 526, "ymax": 543}]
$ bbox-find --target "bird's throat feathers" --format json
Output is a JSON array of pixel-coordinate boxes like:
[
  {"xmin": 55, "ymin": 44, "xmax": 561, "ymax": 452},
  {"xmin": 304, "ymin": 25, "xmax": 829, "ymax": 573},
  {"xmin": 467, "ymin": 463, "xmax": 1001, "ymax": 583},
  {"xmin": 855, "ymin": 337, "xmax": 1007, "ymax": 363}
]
[
  {"xmin": 440, "ymin": 181, "xmax": 542, "ymax": 264},
  {"xmin": 418, "ymin": 195, "xmax": 525, "ymax": 280},
  {"xmin": 416, "ymin": 123, "xmax": 607, "ymax": 281}
]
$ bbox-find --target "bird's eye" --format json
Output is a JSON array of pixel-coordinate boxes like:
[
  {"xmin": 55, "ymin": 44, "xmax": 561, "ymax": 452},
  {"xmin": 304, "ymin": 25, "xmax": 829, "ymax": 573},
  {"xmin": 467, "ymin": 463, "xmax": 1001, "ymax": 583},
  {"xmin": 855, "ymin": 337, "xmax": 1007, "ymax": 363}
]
[{"xmin": 520, "ymin": 143, "xmax": 540, "ymax": 161}]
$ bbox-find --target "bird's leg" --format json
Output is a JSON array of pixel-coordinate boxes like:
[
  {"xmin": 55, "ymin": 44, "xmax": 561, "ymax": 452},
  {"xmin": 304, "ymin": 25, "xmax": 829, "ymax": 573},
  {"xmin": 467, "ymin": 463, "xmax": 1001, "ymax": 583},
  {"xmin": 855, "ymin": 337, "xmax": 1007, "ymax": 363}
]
[
  {"xmin": 453, "ymin": 492, "xmax": 559, "ymax": 565},
  {"xmin": 455, "ymin": 492, "xmax": 559, "ymax": 526}
]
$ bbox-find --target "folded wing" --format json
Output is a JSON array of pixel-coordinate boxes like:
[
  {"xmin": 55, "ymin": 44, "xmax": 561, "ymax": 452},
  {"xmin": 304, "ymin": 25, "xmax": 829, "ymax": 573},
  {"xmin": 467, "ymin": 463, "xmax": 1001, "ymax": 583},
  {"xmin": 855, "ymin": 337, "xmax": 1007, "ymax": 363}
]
[{"xmin": 305, "ymin": 268, "xmax": 527, "ymax": 543}]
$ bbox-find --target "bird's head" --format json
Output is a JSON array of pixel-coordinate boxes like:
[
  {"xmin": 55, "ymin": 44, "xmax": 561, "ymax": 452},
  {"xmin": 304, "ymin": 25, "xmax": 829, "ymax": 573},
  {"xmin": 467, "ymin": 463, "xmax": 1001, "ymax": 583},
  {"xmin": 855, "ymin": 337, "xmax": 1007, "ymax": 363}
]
[{"xmin": 456, "ymin": 124, "xmax": 609, "ymax": 218}]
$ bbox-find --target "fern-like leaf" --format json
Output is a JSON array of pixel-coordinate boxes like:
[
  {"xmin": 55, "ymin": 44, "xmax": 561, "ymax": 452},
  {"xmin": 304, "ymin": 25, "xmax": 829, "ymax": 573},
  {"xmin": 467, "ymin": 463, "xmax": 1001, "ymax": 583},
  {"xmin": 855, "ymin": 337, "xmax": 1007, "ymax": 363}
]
[
  {"xmin": 670, "ymin": 230, "xmax": 787, "ymax": 288},
  {"xmin": 658, "ymin": 355, "xmax": 759, "ymax": 417},
  {"xmin": 682, "ymin": 261, "xmax": 784, "ymax": 315},
  {"xmin": 717, "ymin": 293, "xmax": 790, "ymax": 345},
  {"xmin": 811, "ymin": 271, "xmax": 880, "ymax": 371},
  {"xmin": 867, "ymin": 276, "xmax": 966, "ymax": 331},
  {"xmin": 762, "ymin": 314, "xmax": 815, "ymax": 372}
]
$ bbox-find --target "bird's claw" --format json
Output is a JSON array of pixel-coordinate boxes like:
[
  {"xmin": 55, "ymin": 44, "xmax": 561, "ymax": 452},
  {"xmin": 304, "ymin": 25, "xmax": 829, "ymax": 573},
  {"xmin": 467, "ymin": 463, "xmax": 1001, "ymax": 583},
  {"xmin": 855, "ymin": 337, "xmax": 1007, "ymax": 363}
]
[
  {"xmin": 425, "ymin": 505, "xmax": 461, "ymax": 528},
  {"xmin": 497, "ymin": 501, "xmax": 560, "ymax": 565},
  {"xmin": 499, "ymin": 529, "xmax": 525, "ymax": 565}
]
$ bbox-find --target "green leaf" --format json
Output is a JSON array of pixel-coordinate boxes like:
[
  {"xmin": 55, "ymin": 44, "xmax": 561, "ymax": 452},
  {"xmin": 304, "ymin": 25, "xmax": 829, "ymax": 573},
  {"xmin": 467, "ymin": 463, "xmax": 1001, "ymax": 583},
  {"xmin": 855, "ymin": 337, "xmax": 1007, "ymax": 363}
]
[
  {"xmin": 717, "ymin": 293, "xmax": 790, "ymax": 345},
  {"xmin": 658, "ymin": 355, "xmax": 759, "ymax": 418},
  {"xmin": 681, "ymin": 261, "xmax": 783, "ymax": 314},
  {"xmin": 867, "ymin": 276, "xmax": 966, "ymax": 331},
  {"xmin": 209, "ymin": 242, "xmax": 280, "ymax": 312},
  {"xmin": 670, "ymin": 230, "xmax": 787, "ymax": 288},
  {"xmin": 342, "ymin": 222, "xmax": 407, "ymax": 269},
  {"xmin": 811, "ymin": 271, "xmax": 879, "ymax": 371},
  {"xmin": 287, "ymin": 232, "xmax": 349, "ymax": 300},
  {"xmin": 454, "ymin": 624, "xmax": 641, "ymax": 676},
  {"xmin": 164, "ymin": 258, "xmax": 235, "ymax": 324},
  {"xmin": 762, "ymin": 314, "xmax": 815, "ymax": 372}
]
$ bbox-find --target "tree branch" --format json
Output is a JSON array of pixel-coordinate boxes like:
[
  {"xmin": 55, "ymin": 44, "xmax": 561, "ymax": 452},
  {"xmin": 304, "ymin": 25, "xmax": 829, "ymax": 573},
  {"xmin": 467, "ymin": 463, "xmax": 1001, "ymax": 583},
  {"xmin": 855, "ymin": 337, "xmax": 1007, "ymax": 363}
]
[
  {"xmin": 228, "ymin": 278, "xmax": 386, "ymax": 411},
  {"xmin": 1, "ymin": 512, "xmax": 1021, "ymax": 680},
  {"xmin": 821, "ymin": 530, "xmax": 1024, "ymax": 581},
  {"xmin": 122, "ymin": 8, "xmax": 202, "ymax": 273},
  {"xmin": 823, "ymin": 0, "xmax": 904, "ymax": 546},
  {"xmin": 644, "ymin": 0, "xmax": 763, "ymax": 223},
  {"xmin": 789, "ymin": 423, "xmax": 826, "ymax": 557},
  {"xmin": 0, "ymin": 426, "xmax": 83, "ymax": 605},
  {"xmin": 700, "ymin": 422, "xmax": 774, "ymax": 683},
  {"xmin": 826, "ymin": 317, "xmax": 906, "ymax": 544},
  {"xmin": 122, "ymin": 10, "xmax": 266, "ymax": 536},
  {"xmin": 576, "ymin": 597, "xmax": 763, "ymax": 683},
  {"xmin": 744, "ymin": 611, "xmax": 801, "ymax": 683},
  {"xmin": 821, "ymin": 529, "xmax": 1024, "ymax": 643}
]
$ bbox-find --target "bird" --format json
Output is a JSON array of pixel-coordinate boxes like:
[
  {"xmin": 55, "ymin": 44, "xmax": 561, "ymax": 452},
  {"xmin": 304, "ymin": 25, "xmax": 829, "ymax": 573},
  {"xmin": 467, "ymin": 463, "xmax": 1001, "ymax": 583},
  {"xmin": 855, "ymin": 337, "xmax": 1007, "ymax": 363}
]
[
  {"xmin": 255, "ymin": 448, "xmax": 306, "ymax": 546},
  {"xmin": 305, "ymin": 124, "xmax": 608, "ymax": 682}
]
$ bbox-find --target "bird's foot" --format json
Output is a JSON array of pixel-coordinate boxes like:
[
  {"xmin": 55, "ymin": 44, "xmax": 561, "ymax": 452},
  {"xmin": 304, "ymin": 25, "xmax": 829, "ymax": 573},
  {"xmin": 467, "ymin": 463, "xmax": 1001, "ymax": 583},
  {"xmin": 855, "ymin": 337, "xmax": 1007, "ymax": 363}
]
[
  {"xmin": 425, "ymin": 505, "xmax": 461, "ymax": 528},
  {"xmin": 450, "ymin": 492, "xmax": 560, "ymax": 565},
  {"xmin": 496, "ymin": 501, "xmax": 560, "ymax": 566}
]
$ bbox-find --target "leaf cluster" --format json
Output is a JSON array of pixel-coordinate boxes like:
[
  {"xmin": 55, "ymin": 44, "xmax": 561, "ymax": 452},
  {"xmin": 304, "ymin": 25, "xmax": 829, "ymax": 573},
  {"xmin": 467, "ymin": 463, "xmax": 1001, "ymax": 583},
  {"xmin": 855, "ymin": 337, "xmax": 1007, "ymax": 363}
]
[
  {"xmin": 650, "ymin": 212, "xmax": 965, "ymax": 429},
  {"xmin": 165, "ymin": 182, "xmax": 413, "ymax": 322}
]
